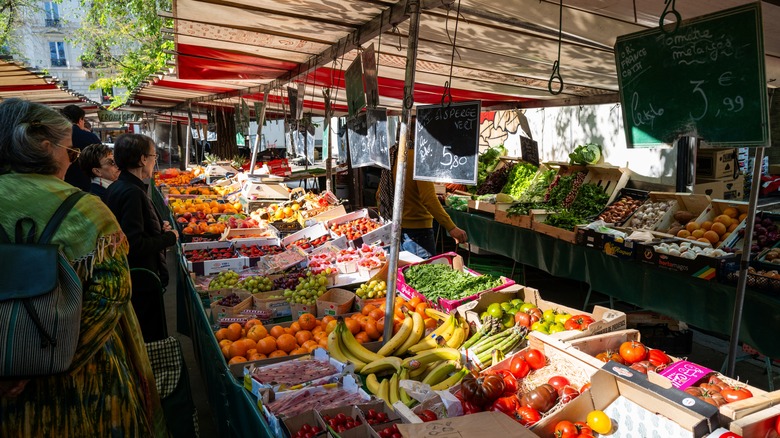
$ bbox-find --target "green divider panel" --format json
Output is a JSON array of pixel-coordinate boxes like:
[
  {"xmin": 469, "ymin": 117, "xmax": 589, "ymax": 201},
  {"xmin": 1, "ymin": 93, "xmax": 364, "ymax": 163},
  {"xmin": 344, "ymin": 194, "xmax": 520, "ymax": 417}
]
[{"xmin": 447, "ymin": 209, "xmax": 780, "ymax": 358}]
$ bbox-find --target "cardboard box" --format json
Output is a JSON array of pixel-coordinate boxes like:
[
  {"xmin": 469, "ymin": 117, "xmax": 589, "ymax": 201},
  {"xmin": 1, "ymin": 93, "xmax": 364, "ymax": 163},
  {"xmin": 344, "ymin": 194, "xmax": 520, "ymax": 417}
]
[
  {"xmin": 354, "ymin": 222, "xmax": 393, "ymax": 247},
  {"xmin": 252, "ymin": 290, "xmax": 291, "ymax": 319},
  {"xmin": 727, "ymin": 402, "xmax": 780, "ymax": 435},
  {"xmin": 316, "ymin": 288, "xmax": 355, "ymax": 317},
  {"xmin": 325, "ymin": 209, "xmax": 386, "ymax": 243},
  {"xmin": 625, "ymin": 192, "xmax": 712, "ymax": 234},
  {"xmin": 282, "ymin": 222, "xmax": 348, "ymax": 253},
  {"xmin": 575, "ymin": 225, "xmax": 608, "ymax": 250},
  {"xmin": 182, "ymin": 240, "xmax": 250, "ymax": 275},
  {"xmin": 396, "ymin": 252, "xmax": 515, "ymax": 312},
  {"xmin": 282, "ymin": 410, "xmax": 327, "ymax": 438},
  {"xmin": 534, "ymin": 362, "xmax": 720, "ymax": 437},
  {"xmin": 695, "ymin": 175, "xmax": 745, "ymax": 200},
  {"xmin": 457, "ymin": 286, "xmax": 627, "ymax": 342},
  {"xmin": 209, "ymin": 289, "xmax": 253, "ymax": 319},
  {"xmin": 396, "ymin": 411, "xmax": 536, "ymax": 438},
  {"xmin": 298, "ymin": 204, "xmax": 347, "ymax": 228},
  {"xmin": 697, "ymin": 148, "xmax": 738, "ymax": 179},
  {"xmin": 634, "ymin": 239, "xmax": 735, "ymax": 280},
  {"xmin": 220, "ymin": 225, "xmax": 279, "ymax": 242},
  {"xmin": 231, "ymin": 237, "xmax": 282, "ymax": 267}
]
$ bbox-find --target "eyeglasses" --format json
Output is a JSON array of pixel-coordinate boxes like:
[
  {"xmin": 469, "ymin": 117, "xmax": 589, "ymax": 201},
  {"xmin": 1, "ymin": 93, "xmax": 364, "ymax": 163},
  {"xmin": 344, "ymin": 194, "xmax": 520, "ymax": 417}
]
[
  {"xmin": 101, "ymin": 158, "xmax": 117, "ymax": 167},
  {"xmin": 55, "ymin": 143, "xmax": 80, "ymax": 163}
]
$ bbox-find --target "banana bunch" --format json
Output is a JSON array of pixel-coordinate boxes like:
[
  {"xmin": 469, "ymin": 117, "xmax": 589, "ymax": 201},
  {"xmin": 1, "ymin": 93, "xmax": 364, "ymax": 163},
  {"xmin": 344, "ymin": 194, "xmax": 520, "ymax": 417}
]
[
  {"xmin": 406, "ymin": 311, "xmax": 469, "ymax": 354},
  {"xmin": 327, "ymin": 319, "xmax": 384, "ymax": 373}
]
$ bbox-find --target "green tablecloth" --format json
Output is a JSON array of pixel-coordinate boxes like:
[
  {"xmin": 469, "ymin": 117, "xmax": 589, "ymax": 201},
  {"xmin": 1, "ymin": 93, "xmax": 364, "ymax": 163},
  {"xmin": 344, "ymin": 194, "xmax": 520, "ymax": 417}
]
[{"xmin": 447, "ymin": 209, "xmax": 780, "ymax": 359}]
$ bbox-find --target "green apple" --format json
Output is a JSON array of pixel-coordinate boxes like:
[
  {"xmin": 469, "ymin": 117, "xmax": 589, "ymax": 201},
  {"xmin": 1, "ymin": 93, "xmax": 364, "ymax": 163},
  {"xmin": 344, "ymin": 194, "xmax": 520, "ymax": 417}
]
[
  {"xmin": 531, "ymin": 321, "xmax": 549, "ymax": 334},
  {"xmin": 487, "ymin": 303, "xmax": 504, "ymax": 319},
  {"xmin": 542, "ymin": 309, "xmax": 557, "ymax": 323},
  {"xmin": 548, "ymin": 322, "xmax": 565, "ymax": 334},
  {"xmin": 555, "ymin": 313, "xmax": 572, "ymax": 325},
  {"xmin": 501, "ymin": 313, "xmax": 515, "ymax": 329}
]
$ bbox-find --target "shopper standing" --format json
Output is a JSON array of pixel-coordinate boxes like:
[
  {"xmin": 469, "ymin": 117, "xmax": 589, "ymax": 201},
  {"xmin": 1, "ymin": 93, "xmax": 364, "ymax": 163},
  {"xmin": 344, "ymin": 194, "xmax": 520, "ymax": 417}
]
[
  {"xmin": 79, "ymin": 143, "xmax": 120, "ymax": 201},
  {"xmin": 61, "ymin": 104, "xmax": 101, "ymax": 191},
  {"xmin": 0, "ymin": 98, "xmax": 167, "ymax": 437},
  {"xmin": 104, "ymin": 133, "xmax": 178, "ymax": 342}
]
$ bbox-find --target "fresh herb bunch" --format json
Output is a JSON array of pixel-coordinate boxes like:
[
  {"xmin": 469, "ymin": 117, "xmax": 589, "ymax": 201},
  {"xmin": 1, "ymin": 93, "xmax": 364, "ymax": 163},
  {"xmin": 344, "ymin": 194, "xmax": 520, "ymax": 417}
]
[
  {"xmin": 506, "ymin": 202, "xmax": 543, "ymax": 217},
  {"xmin": 476, "ymin": 145, "xmax": 507, "ymax": 187},
  {"xmin": 570, "ymin": 183, "xmax": 610, "ymax": 218},
  {"xmin": 518, "ymin": 169, "xmax": 557, "ymax": 204},
  {"xmin": 403, "ymin": 263, "xmax": 503, "ymax": 301},
  {"xmin": 562, "ymin": 172, "xmax": 587, "ymax": 208},
  {"xmin": 544, "ymin": 210, "xmax": 583, "ymax": 230},
  {"xmin": 477, "ymin": 162, "xmax": 515, "ymax": 195},
  {"xmin": 501, "ymin": 162, "xmax": 538, "ymax": 198},
  {"xmin": 545, "ymin": 172, "xmax": 585, "ymax": 210}
]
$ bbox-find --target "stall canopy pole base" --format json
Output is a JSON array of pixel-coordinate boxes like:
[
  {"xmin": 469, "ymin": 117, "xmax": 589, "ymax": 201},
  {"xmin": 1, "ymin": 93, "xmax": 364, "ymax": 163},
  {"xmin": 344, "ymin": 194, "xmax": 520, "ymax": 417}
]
[
  {"xmin": 727, "ymin": 146, "xmax": 765, "ymax": 377},
  {"xmin": 383, "ymin": 0, "xmax": 422, "ymax": 343},
  {"xmin": 249, "ymin": 93, "xmax": 269, "ymax": 175}
]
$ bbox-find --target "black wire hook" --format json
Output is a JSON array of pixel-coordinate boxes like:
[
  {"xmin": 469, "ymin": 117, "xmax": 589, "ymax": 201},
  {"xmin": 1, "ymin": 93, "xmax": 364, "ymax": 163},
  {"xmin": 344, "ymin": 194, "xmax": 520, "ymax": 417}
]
[
  {"xmin": 548, "ymin": 60, "xmax": 564, "ymax": 95},
  {"xmin": 660, "ymin": 0, "xmax": 681, "ymax": 34},
  {"xmin": 441, "ymin": 81, "xmax": 453, "ymax": 108},
  {"xmin": 392, "ymin": 25, "xmax": 403, "ymax": 52}
]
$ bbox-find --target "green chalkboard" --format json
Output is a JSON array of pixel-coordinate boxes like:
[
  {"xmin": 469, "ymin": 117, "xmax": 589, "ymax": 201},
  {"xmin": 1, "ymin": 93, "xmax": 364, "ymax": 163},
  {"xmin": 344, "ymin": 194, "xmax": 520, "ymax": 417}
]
[{"xmin": 615, "ymin": 3, "xmax": 769, "ymax": 148}]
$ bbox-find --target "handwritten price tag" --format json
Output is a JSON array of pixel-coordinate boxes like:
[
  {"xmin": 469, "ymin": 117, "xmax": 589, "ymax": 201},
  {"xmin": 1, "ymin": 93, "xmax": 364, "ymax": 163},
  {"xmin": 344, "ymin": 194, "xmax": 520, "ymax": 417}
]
[{"xmin": 658, "ymin": 360, "xmax": 714, "ymax": 390}]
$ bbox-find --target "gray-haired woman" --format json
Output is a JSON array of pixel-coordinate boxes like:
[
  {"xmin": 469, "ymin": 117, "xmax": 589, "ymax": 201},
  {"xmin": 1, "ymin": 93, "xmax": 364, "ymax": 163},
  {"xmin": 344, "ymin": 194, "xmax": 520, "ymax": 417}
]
[{"xmin": 0, "ymin": 98, "xmax": 167, "ymax": 437}]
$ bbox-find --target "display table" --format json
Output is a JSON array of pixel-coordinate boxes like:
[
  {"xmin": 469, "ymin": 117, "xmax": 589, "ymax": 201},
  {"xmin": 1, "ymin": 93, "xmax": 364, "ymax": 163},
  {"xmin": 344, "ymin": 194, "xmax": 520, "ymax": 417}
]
[{"xmin": 447, "ymin": 209, "xmax": 780, "ymax": 359}]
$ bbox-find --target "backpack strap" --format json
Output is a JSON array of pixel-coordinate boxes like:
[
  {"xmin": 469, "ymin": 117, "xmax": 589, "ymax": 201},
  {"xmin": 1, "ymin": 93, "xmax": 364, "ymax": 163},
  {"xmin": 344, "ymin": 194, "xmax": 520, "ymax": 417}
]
[{"xmin": 38, "ymin": 191, "xmax": 87, "ymax": 245}]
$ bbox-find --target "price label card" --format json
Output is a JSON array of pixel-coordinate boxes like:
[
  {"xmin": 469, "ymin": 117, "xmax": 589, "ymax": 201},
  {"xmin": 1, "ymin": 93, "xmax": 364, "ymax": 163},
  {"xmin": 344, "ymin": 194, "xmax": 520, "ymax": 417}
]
[
  {"xmin": 615, "ymin": 3, "xmax": 768, "ymax": 147},
  {"xmin": 414, "ymin": 101, "xmax": 480, "ymax": 185}
]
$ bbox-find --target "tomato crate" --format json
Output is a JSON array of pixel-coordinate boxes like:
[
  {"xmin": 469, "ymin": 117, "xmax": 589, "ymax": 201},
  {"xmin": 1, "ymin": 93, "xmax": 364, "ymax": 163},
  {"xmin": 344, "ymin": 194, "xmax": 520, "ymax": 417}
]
[{"xmin": 396, "ymin": 252, "xmax": 515, "ymax": 312}]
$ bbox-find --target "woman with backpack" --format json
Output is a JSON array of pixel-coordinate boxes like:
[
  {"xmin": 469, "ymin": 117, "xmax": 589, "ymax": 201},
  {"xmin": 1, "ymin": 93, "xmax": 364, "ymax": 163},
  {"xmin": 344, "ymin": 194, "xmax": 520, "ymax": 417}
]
[{"xmin": 0, "ymin": 99, "xmax": 167, "ymax": 437}]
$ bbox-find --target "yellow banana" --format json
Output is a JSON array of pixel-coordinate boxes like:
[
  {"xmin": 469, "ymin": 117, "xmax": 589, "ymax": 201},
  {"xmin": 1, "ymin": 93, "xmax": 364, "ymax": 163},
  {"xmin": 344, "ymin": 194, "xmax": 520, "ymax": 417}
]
[
  {"xmin": 409, "ymin": 316, "xmax": 456, "ymax": 354},
  {"xmin": 361, "ymin": 356, "xmax": 402, "ymax": 375},
  {"xmin": 445, "ymin": 326, "xmax": 466, "ymax": 349},
  {"xmin": 424, "ymin": 308, "xmax": 449, "ymax": 322},
  {"xmin": 408, "ymin": 361, "xmax": 434, "ymax": 379},
  {"xmin": 402, "ymin": 347, "xmax": 462, "ymax": 370},
  {"xmin": 393, "ymin": 311, "xmax": 424, "ymax": 356},
  {"xmin": 422, "ymin": 360, "xmax": 458, "ymax": 386},
  {"xmin": 327, "ymin": 325, "xmax": 350, "ymax": 364},
  {"xmin": 340, "ymin": 322, "xmax": 384, "ymax": 363},
  {"xmin": 377, "ymin": 313, "xmax": 413, "ymax": 357},
  {"xmin": 365, "ymin": 373, "xmax": 381, "ymax": 395},
  {"xmin": 337, "ymin": 326, "xmax": 367, "ymax": 372},
  {"xmin": 432, "ymin": 315, "xmax": 457, "ymax": 337},
  {"xmin": 377, "ymin": 378, "xmax": 391, "ymax": 409},
  {"xmin": 431, "ymin": 368, "xmax": 469, "ymax": 391},
  {"xmin": 399, "ymin": 368, "xmax": 414, "ymax": 407},
  {"xmin": 439, "ymin": 318, "xmax": 458, "ymax": 342},
  {"xmin": 388, "ymin": 373, "xmax": 399, "ymax": 406}
]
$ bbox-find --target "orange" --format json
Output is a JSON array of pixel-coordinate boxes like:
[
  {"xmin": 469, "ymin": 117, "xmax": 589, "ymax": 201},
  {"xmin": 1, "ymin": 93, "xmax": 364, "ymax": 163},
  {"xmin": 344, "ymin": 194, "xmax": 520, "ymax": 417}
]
[
  {"xmin": 218, "ymin": 339, "xmax": 233, "ymax": 349},
  {"xmin": 290, "ymin": 347, "xmax": 309, "ymax": 356},
  {"xmin": 691, "ymin": 229, "xmax": 705, "ymax": 239},
  {"xmin": 311, "ymin": 325, "xmax": 324, "ymax": 335},
  {"xmin": 739, "ymin": 213, "xmax": 748, "ymax": 222},
  {"xmin": 226, "ymin": 323, "xmax": 243, "ymax": 341},
  {"xmin": 364, "ymin": 322, "xmax": 380, "ymax": 340},
  {"xmin": 677, "ymin": 230, "xmax": 691, "ymax": 238},
  {"xmin": 362, "ymin": 304, "xmax": 377, "ymax": 316},
  {"xmin": 318, "ymin": 338, "xmax": 329, "ymax": 348},
  {"xmin": 325, "ymin": 320, "xmax": 338, "ymax": 334},
  {"xmin": 269, "ymin": 350, "xmax": 287, "ymax": 358},
  {"xmin": 302, "ymin": 340, "xmax": 319, "ymax": 352},
  {"xmin": 289, "ymin": 322, "xmax": 301, "ymax": 333},
  {"xmin": 704, "ymin": 230, "xmax": 720, "ymax": 244},
  {"xmin": 313, "ymin": 331, "xmax": 327, "ymax": 342},
  {"xmin": 245, "ymin": 349, "xmax": 257, "ymax": 357},
  {"xmin": 728, "ymin": 223, "xmax": 738, "ymax": 232},
  {"xmin": 376, "ymin": 317, "xmax": 385, "ymax": 333},
  {"xmin": 355, "ymin": 332, "xmax": 370, "ymax": 343},
  {"xmin": 424, "ymin": 318, "xmax": 438, "ymax": 330},
  {"xmin": 344, "ymin": 319, "xmax": 361, "ymax": 335},
  {"xmin": 414, "ymin": 302, "xmax": 428, "ymax": 318},
  {"xmin": 246, "ymin": 325, "xmax": 268, "ymax": 342},
  {"xmin": 407, "ymin": 296, "xmax": 422, "ymax": 308},
  {"xmin": 715, "ymin": 215, "xmax": 733, "ymax": 226},
  {"xmin": 284, "ymin": 328, "xmax": 294, "ymax": 335},
  {"xmin": 276, "ymin": 334, "xmax": 298, "ymax": 353},
  {"xmin": 685, "ymin": 222, "xmax": 700, "ymax": 232},
  {"xmin": 710, "ymin": 222, "xmax": 727, "ymax": 236},
  {"xmin": 723, "ymin": 207, "xmax": 739, "ymax": 219},
  {"xmin": 215, "ymin": 328, "xmax": 230, "ymax": 341},
  {"xmin": 298, "ymin": 313, "xmax": 317, "ymax": 331},
  {"xmin": 228, "ymin": 339, "xmax": 255, "ymax": 358},
  {"xmin": 245, "ymin": 319, "xmax": 262, "ymax": 330},
  {"xmin": 295, "ymin": 330, "xmax": 313, "ymax": 345},
  {"xmin": 221, "ymin": 344, "xmax": 231, "ymax": 358},
  {"xmin": 369, "ymin": 309, "xmax": 385, "ymax": 321},
  {"xmin": 269, "ymin": 325, "xmax": 285, "ymax": 338},
  {"xmin": 321, "ymin": 315, "xmax": 336, "ymax": 326},
  {"xmin": 701, "ymin": 221, "xmax": 713, "ymax": 231},
  {"xmin": 697, "ymin": 237, "xmax": 712, "ymax": 244},
  {"xmin": 228, "ymin": 356, "xmax": 247, "ymax": 365},
  {"xmin": 256, "ymin": 337, "xmax": 277, "ymax": 355},
  {"xmin": 247, "ymin": 353, "xmax": 266, "ymax": 361}
]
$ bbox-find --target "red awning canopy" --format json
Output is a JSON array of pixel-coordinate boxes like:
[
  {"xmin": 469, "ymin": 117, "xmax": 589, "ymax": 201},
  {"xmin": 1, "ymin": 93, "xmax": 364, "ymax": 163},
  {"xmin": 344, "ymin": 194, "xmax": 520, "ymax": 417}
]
[{"xmin": 0, "ymin": 59, "xmax": 100, "ymax": 110}]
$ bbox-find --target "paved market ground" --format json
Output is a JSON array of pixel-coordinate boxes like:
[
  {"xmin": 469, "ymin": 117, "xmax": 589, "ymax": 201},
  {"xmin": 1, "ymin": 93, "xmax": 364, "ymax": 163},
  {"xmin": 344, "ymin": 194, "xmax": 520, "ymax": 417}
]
[{"xmin": 165, "ymin": 249, "xmax": 779, "ymax": 437}]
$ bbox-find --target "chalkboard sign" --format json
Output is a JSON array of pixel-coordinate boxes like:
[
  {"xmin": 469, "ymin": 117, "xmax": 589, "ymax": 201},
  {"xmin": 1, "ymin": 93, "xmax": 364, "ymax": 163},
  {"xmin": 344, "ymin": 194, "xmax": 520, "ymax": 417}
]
[
  {"xmin": 414, "ymin": 101, "xmax": 481, "ymax": 185},
  {"xmin": 346, "ymin": 108, "xmax": 391, "ymax": 169},
  {"xmin": 615, "ymin": 3, "xmax": 769, "ymax": 148},
  {"xmin": 362, "ymin": 44, "xmax": 379, "ymax": 109},
  {"xmin": 520, "ymin": 136, "xmax": 539, "ymax": 166},
  {"xmin": 345, "ymin": 57, "xmax": 366, "ymax": 117}
]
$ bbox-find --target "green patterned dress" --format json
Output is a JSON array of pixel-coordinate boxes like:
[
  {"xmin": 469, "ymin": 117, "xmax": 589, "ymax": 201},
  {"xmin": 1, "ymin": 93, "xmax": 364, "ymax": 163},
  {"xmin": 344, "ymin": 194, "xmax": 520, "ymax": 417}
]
[{"xmin": 0, "ymin": 173, "xmax": 168, "ymax": 438}]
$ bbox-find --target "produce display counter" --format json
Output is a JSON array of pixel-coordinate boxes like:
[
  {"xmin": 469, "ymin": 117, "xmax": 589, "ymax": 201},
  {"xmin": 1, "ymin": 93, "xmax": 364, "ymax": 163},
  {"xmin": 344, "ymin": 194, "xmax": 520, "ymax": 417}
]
[{"xmin": 446, "ymin": 208, "xmax": 780, "ymax": 359}]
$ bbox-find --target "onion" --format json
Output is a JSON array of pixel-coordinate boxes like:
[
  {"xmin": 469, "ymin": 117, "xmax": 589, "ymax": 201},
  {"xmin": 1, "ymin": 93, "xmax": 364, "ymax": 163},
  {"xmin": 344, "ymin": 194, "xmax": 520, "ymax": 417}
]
[
  {"xmin": 768, "ymin": 225, "xmax": 778, "ymax": 233},
  {"xmin": 755, "ymin": 227, "xmax": 767, "ymax": 236},
  {"xmin": 763, "ymin": 218, "xmax": 774, "ymax": 227}
]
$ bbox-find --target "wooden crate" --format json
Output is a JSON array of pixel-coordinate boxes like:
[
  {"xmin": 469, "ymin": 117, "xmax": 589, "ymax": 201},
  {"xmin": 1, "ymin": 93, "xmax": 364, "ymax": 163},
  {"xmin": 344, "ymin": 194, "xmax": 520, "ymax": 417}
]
[
  {"xmin": 495, "ymin": 209, "xmax": 531, "ymax": 228},
  {"xmin": 531, "ymin": 220, "xmax": 577, "ymax": 243},
  {"xmin": 581, "ymin": 165, "xmax": 632, "ymax": 205},
  {"xmin": 467, "ymin": 199, "xmax": 496, "ymax": 216},
  {"xmin": 625, "ymin": 192, "xmax": 711, "ymax": 234}
]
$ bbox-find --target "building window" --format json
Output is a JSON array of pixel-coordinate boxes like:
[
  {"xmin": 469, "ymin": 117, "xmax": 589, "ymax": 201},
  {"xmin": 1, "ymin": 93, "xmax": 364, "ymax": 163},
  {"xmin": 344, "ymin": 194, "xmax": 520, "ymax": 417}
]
[
  {"xmin": 44, "ymin": 2, "xmax": 60, "ymax": 27},
  {"xmin": 101, "ymin": 87, "xmax": 113, "ymax": 104},
  {"xmin": 49, "ymin": 41, "xmax": 67, "ymax": 67}
]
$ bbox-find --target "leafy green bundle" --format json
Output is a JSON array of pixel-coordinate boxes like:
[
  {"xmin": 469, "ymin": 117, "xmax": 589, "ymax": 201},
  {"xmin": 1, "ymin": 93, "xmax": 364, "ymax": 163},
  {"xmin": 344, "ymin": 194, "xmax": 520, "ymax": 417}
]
[
  {"xmin": 501, "ymin": 162, "xmax": 539, "ymax": 198},
  {"xmin": 403, "ymin": 263, "xmax": 503, "ymax": 301}
]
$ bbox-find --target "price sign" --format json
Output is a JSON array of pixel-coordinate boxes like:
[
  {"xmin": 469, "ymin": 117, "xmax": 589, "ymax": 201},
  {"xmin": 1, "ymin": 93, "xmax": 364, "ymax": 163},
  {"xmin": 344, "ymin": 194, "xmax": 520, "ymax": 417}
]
[
  {"xmin": 346, "ymin": 108, "xmax": 391, "ymax": 169},
  {"xmin": 615, "ymin": 3, "xmax": 769, "ymax": 147},
  {"xmin": 520, "ymin": 136, "xmax": 539, "ymax": 166},
  {"xmin": 345, "ymin": 57, "xmax": 366, "ymax": 117},
  {"xmin": 414, "ymin": 101, "xmax": 481, "ymax": 185}
]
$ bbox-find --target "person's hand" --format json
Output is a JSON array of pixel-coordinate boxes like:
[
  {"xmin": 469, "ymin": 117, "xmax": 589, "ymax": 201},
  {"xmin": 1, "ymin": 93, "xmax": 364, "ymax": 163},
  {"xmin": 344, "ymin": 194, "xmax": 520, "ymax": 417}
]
[
  {"xmin": 448, "ymin": 227, "xmax": 468, "ymax": 244},
  {"xmin": 0, "ymin": 379, "xmax": 29, "ymax": 398},
  {"xmin": 168, "ymin": 229, "xmax": 179, "ymax": 239},
  {"xmin": 162, "ymin": 220, "xmax": 172, "ymax": 232}
]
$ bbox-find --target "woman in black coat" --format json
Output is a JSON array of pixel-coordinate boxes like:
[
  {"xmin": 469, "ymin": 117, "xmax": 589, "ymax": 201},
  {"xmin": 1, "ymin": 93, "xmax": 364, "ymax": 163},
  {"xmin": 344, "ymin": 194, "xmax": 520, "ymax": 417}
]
[{"xmin": 104, "ymin": 133, "xmax": 178, "ymax": 342}]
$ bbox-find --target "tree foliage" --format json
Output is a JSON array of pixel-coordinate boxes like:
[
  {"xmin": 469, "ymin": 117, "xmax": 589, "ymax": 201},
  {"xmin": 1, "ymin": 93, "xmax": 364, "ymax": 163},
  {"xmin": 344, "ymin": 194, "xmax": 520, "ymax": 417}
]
[
  {"xmin": 0, "ymin": 0, "xmax": 39, "ymax": 53},
  {"xmin": 73, "ymin": 0, "xmax": 173, "ymax": 108}
]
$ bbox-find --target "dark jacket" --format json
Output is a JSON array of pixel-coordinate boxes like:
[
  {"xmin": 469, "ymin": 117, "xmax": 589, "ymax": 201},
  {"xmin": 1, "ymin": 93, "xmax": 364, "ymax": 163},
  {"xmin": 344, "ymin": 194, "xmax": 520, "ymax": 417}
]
[
  {"xmin": 104, "ymin": 171, "xmax": 177, "ymax": 286},
  {"xmin": 64, "ymin": 125, "xmax": 101, "ymax": 191},
  {"xmin": 89, "ymin": 182, "xmax": 108, "ymax": 202}
]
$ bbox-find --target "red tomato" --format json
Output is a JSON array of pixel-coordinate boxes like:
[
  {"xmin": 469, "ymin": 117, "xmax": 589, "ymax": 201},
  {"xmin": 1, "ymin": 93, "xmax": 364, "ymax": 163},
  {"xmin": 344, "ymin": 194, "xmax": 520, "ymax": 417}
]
[
  {"xmin": 514, "ymin": 406, "xmax": 541, "ymax": 426},
  {"xmin": 419, "ymin": 409, "xmax": 438, "ymax": 422},
  {"xmin": 509, "ymin": 355, "xmax": 531, "ymax": 379},
  {"xmin": 574, "ymin": 422, "xmax": 593, "ymax": 435},
  {"xmin": 460, "ymin": 399, "xmax": 482, "ymax": 415},
  {"xmin": 619, "ymin": 341, "xmax": 648, "ymax": 364},
  {"xmin": 548, "ymin": 376, "xmax": 571, "ymax": 393},
  {"xmin": 492, "ymin": 369, "xmax": 519, "ymax": 396},
  {"xmin": 559, "ymin": 386, "xmax": 580, "ymax": 404},
  {"xmin": 721, "ymin": 386, "xmax": 753, "ymax": 403},
  {"xmin": 775, "ymin": 414, "xmax": 780, "ymax": 434},
  {"xmin": 630, "ymin": 360, "xmax": 654, "ymax": 374},
  {"xmin": 647, "ymin": 349, "xmax": 672, "ymax": 367},
  {"xmin": 580, "ymin": 382, "xmax": 591, "ymax": 393},
  {"xmin": 563, "ymin": 314, "xmax": 595, "ymax": 331},
  {"xmin": 554, "ymin": 420, "xmax": 579, "ymax": 438},
  {"xmin": 514, "ymin": 312, "xmax": 532, "ymax": 328},
  {"xmin": 524, "ymin": 349, "xmax": 547, "ymax": 370},
  {"xmin": 489, "ymin": 395, "xmax": 520, "ymax": 415}
]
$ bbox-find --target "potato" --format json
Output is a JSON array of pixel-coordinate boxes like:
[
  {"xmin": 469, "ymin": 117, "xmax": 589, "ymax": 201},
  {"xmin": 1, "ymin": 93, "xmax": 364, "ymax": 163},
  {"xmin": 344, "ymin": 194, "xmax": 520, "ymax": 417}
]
[{"xmin": 674, "ymin": 210, "xmax": 696, "ymax": 224}]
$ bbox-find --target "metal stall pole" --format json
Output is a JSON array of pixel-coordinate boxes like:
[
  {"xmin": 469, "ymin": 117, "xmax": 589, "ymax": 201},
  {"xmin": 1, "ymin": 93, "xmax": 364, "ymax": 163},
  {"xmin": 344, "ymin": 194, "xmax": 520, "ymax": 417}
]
[
  {"xmin": 383, "ymin": 0, "xmax": 422, "ymax": 343},
  {"xmin": 168, "ymin": 112, "xmax": 174, "ymax": 169},
  {"xmin": 249, "ymin": 93, "xmax": 269, "ymax": 175},
  {"xmin": 727, "ymin": 146, "xmax": 765, "ymax": 377},
  {"xmin": 185, "ymin": 104, "xmax": 194, "ymax": 169},
  {"xmin": 323, "ymin": 89, "xmax": 334, "ymax": 193}
]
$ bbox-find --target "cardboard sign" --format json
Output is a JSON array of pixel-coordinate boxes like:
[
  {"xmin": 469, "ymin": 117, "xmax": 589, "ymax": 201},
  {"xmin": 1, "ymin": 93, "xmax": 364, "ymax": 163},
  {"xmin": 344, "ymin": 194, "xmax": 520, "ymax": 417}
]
[{"xmin": 345, "ymin": 56, "xmax": 366, "ymax": 117}]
